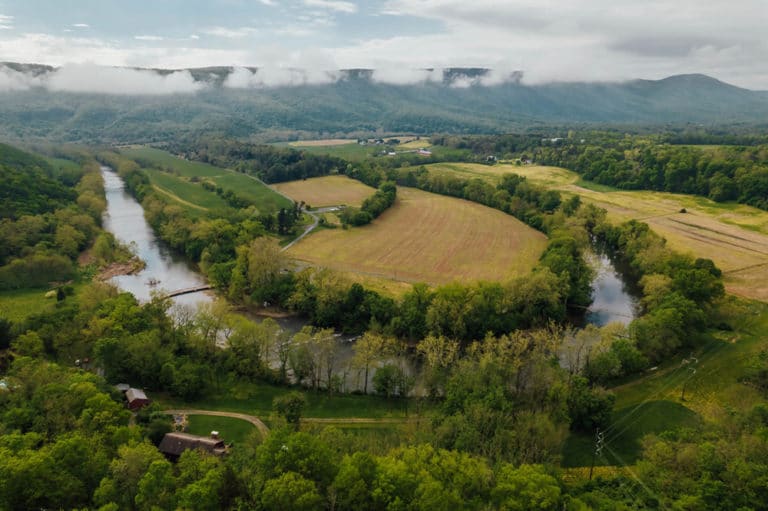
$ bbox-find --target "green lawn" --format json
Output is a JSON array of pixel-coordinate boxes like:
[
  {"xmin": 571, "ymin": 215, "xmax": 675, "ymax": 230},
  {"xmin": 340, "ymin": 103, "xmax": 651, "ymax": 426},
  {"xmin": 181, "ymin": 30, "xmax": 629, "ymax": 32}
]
[
  {"xmin": 562, "ymin": 299, "xmax": 768, "ymax": 467},
  {"xmin": 186, "ymin": 415, "xmax": 256, "ymax": 444},
  {"xmin": 0, "ymin": 284, "xmax": 86, "ymax": 323},
  {"xmin": 144, "ymin": 168, "xmax": 230, "ymax": 212},
  {"xmin": 122, "ymin": 147, "xmax": 292, "ymax": 214},
  {"xmin": 156, "ymin": 381, "xmax": 426, "ymax": 419},
  {"xmin": 562, "ymin": 400, "xmax": 700, "ymax": 467},
  {"xmin": 210, "ymin": 172, "xmax": 292, "ymax": 212},
  {"xmin": 121, "ymin": 147, "xmax": 223, "ymax": 178},
  {"xmin": 0, "ymin": 288, "xmax": 59, "ymax": 322},
  {"xmin": 287, "ymin": 143, "xmax": 377, "ymax": 161}
]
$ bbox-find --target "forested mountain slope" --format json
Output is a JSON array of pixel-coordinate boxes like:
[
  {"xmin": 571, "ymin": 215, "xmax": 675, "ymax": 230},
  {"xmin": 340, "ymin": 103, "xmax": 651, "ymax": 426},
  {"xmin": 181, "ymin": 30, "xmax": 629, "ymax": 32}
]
[{"xmin": 2, "ymin": 64, "xmax": 768, "ymax": 143}]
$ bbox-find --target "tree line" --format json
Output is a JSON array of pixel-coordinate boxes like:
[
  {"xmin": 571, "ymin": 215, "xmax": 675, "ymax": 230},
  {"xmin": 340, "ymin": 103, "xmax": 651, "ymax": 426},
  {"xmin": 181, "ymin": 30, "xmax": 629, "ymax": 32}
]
[{"xmin": 0, "ymin": 145, "xmax": 130, "ymax": 290}]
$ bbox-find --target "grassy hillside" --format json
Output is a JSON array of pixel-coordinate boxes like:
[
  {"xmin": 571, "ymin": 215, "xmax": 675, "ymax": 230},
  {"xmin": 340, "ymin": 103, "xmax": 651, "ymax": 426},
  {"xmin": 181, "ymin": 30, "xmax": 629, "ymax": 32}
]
[
  {"xmin": 564, "ymin": 299, "xmax": 768, "ymax": 467},
  {"xmin": 120, "ymin": 146, "xmax": 292, "ymax": 213}
]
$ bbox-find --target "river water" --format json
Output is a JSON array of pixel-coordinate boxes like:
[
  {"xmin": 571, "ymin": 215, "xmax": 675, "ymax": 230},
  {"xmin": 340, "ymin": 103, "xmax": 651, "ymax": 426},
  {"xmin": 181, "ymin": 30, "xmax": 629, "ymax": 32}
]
[
  {"xmin": 584, "ymin": 252, "xmax": 640, "ymax": 326},
  {"xmin": 101, "ymin": 166, "xmax": 211, "ymax": 307}
]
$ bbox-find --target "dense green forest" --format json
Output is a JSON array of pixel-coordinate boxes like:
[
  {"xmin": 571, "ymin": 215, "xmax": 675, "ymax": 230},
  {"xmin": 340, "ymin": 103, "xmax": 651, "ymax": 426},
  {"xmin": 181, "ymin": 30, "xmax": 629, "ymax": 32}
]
[
  {"xmin": 4, "ymin": 69, "xmax": 768, "ymax": 144},
  {"xmin": 0, "ymin": 144, "xmax": 135, "ymax": 290},
  {"xmin": 1, "ymin": 140, "xmax": 767, "ymax": 510}
]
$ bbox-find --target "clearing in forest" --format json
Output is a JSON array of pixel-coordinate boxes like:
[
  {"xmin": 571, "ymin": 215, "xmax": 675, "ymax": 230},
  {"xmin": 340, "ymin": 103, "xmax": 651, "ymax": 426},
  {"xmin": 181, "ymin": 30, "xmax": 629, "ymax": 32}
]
[
  {"xmin": 287, "ymin": 187, "xmax": 548, "ymax": 285},
  {"xmin": 418, "ymin": 162, "xmax": 768, "ymax": 302},
  {"xmin": 272, "ymin": 175, "xmax": 376, "ymax": 208}
]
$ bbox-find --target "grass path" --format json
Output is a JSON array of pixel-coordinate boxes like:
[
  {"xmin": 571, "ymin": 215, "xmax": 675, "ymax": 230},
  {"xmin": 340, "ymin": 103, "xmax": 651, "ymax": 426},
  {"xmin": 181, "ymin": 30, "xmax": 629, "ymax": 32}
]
[{"xmin": 151, "ymin": 185, "xmax": 209, "ymax": 211}]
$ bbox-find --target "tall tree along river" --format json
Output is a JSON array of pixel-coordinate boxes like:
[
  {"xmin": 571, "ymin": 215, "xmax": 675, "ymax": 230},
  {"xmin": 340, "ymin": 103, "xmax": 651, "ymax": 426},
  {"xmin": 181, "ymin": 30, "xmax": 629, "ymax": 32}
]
[{"xmin": 100, "ymin": 166, "xmax": 638, "ymax": 324}]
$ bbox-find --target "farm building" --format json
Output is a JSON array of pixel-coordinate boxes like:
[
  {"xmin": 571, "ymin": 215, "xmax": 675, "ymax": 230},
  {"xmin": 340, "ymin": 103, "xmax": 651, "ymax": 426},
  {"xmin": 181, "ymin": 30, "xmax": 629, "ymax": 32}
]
[
  {"xmin": 158, "ymin": 432, "xmax": 228, "ymax": 461},
  {"xmin": 125, "ymin": 388, "xmax": 151, "ymax": 410}
]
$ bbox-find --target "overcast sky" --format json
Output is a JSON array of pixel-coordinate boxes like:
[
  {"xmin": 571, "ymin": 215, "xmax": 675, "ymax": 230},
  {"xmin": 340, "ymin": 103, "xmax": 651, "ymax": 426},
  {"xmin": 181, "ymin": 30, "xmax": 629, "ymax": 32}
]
[{"xmin": 1, "ymin": 0, "xmax": 767, "ymax": 88}]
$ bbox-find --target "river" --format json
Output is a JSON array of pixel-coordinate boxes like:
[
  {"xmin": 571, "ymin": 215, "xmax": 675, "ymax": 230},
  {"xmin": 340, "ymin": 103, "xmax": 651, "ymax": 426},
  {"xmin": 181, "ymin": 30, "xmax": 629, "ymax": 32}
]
[
  {"xmin": 584, "ymin": 251, "xmax": 640, "ymax": 326},
  {"xmin": 100, "ymin": 166, "xmax": 636, "ymax": 391},
  {"xmin": 101, "ymin": 166, "xmax": 211, "ymax": 307}
]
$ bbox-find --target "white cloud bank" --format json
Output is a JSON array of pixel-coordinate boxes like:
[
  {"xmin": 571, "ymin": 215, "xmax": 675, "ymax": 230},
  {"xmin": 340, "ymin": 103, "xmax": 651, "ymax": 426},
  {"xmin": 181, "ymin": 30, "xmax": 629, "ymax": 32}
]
[
  {"xmin": 0, "ymin": 61, "xmax": 527, "ymax": 94},
  {"xmin": 224, "ymin": 66, "xmax": 338, "ymax": 88},
  {"xmin": 0, "ymin": 63, "xmax": 203, "ymax": 95}
]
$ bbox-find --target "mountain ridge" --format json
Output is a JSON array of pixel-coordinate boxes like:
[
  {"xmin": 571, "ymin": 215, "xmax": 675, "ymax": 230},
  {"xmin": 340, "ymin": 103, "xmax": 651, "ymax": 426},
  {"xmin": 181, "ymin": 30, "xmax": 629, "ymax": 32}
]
[{"xmin": 2, "ymin": 62, "xmax": 768, "ymax": 143}]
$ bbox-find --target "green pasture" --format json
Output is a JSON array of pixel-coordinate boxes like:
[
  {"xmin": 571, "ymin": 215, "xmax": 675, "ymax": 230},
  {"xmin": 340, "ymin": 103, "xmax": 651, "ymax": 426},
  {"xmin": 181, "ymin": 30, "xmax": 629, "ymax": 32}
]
[
  {"xmin": 122, "ymin": 147, "xmax": 291, "ymax": 213},
  {"xmin": 157, "ymin": 380, "xmax": 428, "ymax": 420},
  {"xmin": 563, "ymin": 299, "xmax": 768, "ymax": 467},
  {"xmin": 186, "ymin": 415, "xmax": 256, "ymax": 444}
]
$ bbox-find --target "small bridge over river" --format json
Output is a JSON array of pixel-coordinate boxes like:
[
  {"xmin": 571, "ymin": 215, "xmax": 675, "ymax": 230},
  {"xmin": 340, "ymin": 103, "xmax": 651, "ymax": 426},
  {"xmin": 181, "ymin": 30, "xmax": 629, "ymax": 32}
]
[{"xmin": 163, "ymin": 285, "xmax": 213, "ymax": 298}]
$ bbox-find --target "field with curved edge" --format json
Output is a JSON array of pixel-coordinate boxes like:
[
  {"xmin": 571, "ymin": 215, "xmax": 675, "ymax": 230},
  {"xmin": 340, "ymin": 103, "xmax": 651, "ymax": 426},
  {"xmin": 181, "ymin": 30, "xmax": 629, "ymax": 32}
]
[
  {"xmin": 417, "ymin": 162, "xmax": 768, "ymax": 302},
  {"xmin": 272, "ymin": 175, "xmax": 376, "ymax": 207},
  {"xmin": 120, "ymin": 146, "xmax": 292, "ymax": 214},
  {"xmin": 287, "ymin": 187, "xmax": 548, "ymax": 285}
]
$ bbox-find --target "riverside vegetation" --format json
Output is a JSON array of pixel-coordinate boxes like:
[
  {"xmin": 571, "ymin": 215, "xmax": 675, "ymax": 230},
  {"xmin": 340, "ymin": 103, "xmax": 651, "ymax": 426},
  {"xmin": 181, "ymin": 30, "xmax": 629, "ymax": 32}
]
[{"xmin": 0, "ymin": 137, "xmax": 767, "ymax": 510}]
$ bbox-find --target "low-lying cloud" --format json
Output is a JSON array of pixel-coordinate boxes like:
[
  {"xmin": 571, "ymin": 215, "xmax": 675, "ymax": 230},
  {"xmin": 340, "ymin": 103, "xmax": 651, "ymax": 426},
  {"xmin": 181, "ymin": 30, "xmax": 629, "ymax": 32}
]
[
  {"xmin": 0, "ymin": 62, "xmax": 529, "ymax": 94},
  {"xmin": 0, "ymin": 63, "xmax": 203, "ymax": 94},
  {"xmin": 224, "ymin": 66, "xmax": 339, "ymax": 88}
]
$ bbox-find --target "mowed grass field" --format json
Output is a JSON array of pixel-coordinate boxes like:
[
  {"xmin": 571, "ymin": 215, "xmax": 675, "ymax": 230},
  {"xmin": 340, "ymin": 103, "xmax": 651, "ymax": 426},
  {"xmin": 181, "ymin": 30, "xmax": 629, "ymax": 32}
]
[
  {"xmin": 420, "ymin": 162, "xmax": 768, "ymax": 302},
  {"xmin": 120, "ymin": 147, "xmax": 292, "ymax": 213},
  {"xmin": 272, "ymin": 175, "xmax": 376, "ymax": 207},
  {"xmin": 186, "ymin": 415, "xmax": 255, "ymax": 444},
  {"xmin": 288, "ymin": 187, "xmax": 548, "ymax": 285},
  {"xmin": 564, "ymin": 299, "xmax": 768, "ymax": 467}
]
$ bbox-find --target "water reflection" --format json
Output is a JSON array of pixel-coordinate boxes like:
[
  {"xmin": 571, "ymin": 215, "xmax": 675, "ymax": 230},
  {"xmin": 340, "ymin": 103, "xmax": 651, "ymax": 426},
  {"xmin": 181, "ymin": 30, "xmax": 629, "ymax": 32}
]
[
  {"xmin": 585, "ymin": 252, "xmax": 640, "ymax": 326},
  {"xmin": 101, "ymin": 167, "xmax": 211, "ymax": 307}
]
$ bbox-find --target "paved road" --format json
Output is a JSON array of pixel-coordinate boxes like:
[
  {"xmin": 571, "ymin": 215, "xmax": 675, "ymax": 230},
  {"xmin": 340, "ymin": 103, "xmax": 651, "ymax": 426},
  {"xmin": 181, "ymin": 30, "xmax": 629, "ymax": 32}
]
[
  {"xmin": 238, "ymin": 170, "xmax": 345, "ymax": 252},
  {"xmin": 162, "ymin": 409, "xmax": 270, "ymax": 437},
  {"xmin": 281, "ymin": 206, "xmax": 344, "ymax": 252}
]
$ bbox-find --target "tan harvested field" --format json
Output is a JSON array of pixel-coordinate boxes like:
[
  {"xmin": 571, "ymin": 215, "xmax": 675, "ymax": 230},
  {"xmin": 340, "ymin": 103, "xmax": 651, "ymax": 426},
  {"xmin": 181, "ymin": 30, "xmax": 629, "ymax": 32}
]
[
  {"xmin": 398, "ymin": 139, "xmax": 432, "ymax": 149},
  {"xmin": 421, "ymin": 162, "xmax": 768, "ymax": 301},
  {"xmin": 272, "ymin": 175, "xmax": 376, "ymax": 207},
  {"xmin": 288, "ymin": 187, "xmax": 548, "ymax": 285},
  {"xmin": 288, "ymin": 139, "xmax": 356, "ymax": 147}
]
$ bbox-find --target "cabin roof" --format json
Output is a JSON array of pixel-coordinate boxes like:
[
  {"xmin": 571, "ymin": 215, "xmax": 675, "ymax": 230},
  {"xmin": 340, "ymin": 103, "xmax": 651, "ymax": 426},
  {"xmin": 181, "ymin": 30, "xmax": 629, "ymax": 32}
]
[
  {"xmin": 125, "ymin": 388, "xmax": 149, "ymax": 402},
  {"xmin": 158, "ymin": 432, "xmax": 227, "ymax": 457}
]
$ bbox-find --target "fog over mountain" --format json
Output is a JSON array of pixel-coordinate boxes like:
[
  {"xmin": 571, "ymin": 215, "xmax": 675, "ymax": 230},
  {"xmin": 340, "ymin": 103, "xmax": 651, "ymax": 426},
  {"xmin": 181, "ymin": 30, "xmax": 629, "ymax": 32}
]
[{"xmin": 2, "ymin": 62, "xmax": 768, "ymax": 143}]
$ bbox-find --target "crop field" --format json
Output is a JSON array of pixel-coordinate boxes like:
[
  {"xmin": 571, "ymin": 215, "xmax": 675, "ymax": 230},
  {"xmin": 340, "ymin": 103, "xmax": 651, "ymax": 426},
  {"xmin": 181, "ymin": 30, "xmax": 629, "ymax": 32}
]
[
  {"xmin": 288, "ymin": 187, "xmax": 548, "ymax": 285},
  {"xmin": 287, "ymin": 138, "xmax": 356, "ymax": 147},
  {"xmin": 272, "ymin": 175, "xmax": 376, "ymax": 207},
  {"xmin": 418, "ymin": 162, "xmax": 768, "ymax": 302},
  {"xmin": 397, "ymin": 138, "xmax": 432, "ymax": 149},
  {"xmin": 121, "ymin": 147, "xmax": 292, "ymax": 213}
]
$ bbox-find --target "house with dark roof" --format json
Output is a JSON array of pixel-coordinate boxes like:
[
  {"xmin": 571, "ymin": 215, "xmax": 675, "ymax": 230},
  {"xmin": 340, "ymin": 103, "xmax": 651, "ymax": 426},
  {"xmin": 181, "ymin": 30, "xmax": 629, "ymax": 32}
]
[
  {"xmin": 158, "ymin": 432, "xmax": 228, "ymax": 461},
  {"xmin": 125, "ymin": 388, "xmax": 150, "ymax": 410}
]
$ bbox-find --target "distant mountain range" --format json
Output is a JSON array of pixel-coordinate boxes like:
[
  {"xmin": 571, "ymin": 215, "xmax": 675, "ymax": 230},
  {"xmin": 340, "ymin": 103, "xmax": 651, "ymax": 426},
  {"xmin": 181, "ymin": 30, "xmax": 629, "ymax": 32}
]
[{"xmin": 1, "ymin": 62, "xmax": 767, "ymax": 143}]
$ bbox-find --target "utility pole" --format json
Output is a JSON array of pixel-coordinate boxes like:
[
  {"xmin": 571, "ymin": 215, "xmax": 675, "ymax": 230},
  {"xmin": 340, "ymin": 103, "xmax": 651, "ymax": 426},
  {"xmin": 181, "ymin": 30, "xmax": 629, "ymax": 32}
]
[
  {"xmin": 589, "ymin": 428, "xmax": 605, "ymax": 480},
  {"xmin": 680, "ymin": 353, "xmax": 698, "ymax": 401},
  {"xmin": 681, "ymin": 367, "xmax": 697, "ymax": 401}
]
